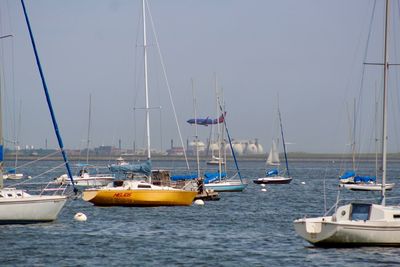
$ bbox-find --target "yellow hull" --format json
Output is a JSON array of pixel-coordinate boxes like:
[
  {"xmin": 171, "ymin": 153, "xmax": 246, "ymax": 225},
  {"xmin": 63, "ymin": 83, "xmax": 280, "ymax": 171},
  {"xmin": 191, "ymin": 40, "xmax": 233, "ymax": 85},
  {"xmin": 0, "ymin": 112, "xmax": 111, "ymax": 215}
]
[{"xmin": 82, "ymin": 189, "xmax": 197, "ymax": 207}]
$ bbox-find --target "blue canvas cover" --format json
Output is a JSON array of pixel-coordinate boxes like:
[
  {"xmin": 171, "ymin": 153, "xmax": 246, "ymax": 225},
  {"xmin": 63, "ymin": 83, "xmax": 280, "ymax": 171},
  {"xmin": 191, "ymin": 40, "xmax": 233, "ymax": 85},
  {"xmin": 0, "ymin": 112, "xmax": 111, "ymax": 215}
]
[
  {"xmin": 204, "ymin": 172, "xmax": 227, "ymax": 184},
  {"xmin": 170, "ymin": 173, "xmax": 198, "ymax": 181},
  {"xmin": 5, "ymin": 167, "xmax": 16, "ymax": 174},
  {"xmin": 340, "ymin": 170, "xmax": 356, "ymax": 179},
  {"xmin": 354, "ymin": 175, "xmax": 376, "ymax": 183},
  {"xmin": 109, "ymin": 160, "xmax": 152, "ymax": 176},
  {"xmin": 266, "ymin": 169, "xmax": 279, "ymax": 176}
]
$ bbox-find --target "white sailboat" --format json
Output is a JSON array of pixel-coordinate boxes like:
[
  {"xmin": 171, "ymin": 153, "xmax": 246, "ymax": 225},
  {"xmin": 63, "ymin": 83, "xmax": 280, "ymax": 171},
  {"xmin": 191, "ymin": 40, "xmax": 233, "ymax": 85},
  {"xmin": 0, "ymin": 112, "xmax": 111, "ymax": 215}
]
[
  {"xmin": 339, "ymin": 100, "xmax": 394, "ymax": 191},
  {"xmin": 82, "ymin": 0, "xmax": 197, "ymax": 206},
  {"xmin": 294, "ymin": 0, "xmax": 400, "ymax": 246},
  {"xmin": 55, "ymin": 94, "xmax": 114, "ymax": 187},
  {"xmin": 204, "ymin": 88, "xmax": 247, "ymax": 192},
  {"xmin": 253, "ymin": 106, "xmax": 292, "ymax": 185},
  {"xmin": 0, "ymin": 1, "xmax": 77, "ymax": 224}
]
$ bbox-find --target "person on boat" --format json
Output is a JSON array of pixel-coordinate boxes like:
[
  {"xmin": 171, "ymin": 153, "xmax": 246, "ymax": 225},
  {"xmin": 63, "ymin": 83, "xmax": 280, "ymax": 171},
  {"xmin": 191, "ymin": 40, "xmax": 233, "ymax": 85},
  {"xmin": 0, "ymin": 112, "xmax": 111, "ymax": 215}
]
[{"xmin": 197, "ymin": 178, "xmax": 204, "ymax": 194}]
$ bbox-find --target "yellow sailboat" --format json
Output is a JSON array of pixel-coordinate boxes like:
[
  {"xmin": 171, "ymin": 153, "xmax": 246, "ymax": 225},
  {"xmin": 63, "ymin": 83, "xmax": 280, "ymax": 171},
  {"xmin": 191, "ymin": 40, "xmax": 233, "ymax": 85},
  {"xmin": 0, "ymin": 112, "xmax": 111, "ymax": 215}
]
[
  {"xmin": 82, "ymin": 180, "xmax": 197, "ymax": 206},
  {"xmin": 82, "ymin": 0, "xmax": 197, "ymax": 207}
]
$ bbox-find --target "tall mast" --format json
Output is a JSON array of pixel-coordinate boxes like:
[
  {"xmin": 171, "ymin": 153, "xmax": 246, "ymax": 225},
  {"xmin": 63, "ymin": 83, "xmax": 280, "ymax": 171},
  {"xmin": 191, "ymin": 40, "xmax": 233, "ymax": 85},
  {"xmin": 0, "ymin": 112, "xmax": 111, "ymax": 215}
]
[
  {"xmin": 0, "ymin": 34, "xmax": 12, "ymax": 189},
  {"xmin": 381, "ymin": 0, "xmax": 389, "ymax": 205},
  {"xmin": 143, "ymin": 0, "xmax": 151, "ymax": 161},
  {"xmin": 142, "ymin": 0, "xmax": 152, "ymax": 183},
  {"xmin": 86, "ymin": 94, "xmax": 92, "ymax": 165}
]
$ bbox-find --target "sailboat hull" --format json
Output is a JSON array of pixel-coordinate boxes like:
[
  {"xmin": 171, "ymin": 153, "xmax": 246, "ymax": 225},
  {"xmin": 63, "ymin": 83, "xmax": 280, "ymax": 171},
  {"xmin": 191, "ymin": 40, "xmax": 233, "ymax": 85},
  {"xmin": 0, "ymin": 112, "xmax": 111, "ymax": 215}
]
[
  {"xmin": 339, "ymin": 183, "xmax": 394, "ymax": 191},
  {"xmin": 0, "ymin": 195, "xmax": 66, "ymax": 224},
  {"xmin": 253, "ymin": 176, "xmax": 292, "ymax": 184},
  {"xmin": 82, "ymin": 188, "xmax": 197, "ymax": 207},
  {"xmin": 204, "ymin": 180, "xmax": 247, "ymax": 192},
  {"xmin": 294, "ymin": 217, "xmax": 400, "ymax": 247}
]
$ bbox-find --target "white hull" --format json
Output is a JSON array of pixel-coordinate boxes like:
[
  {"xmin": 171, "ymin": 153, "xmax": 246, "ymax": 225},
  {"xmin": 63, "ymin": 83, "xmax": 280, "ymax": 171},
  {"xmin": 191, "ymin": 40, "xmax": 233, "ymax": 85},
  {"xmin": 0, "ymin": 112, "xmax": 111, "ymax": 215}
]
[
  {"xmin": 294, "ymin": 204, "xmax": 400, "ymax": 246},
  {"xmin": 0, "ymin": 188, "xmax": 66, "ymax": 224},
  {"xmin": 56, "ymin": 174, "xmax": 114, "ymax": 187},
  {"xmin": 339, "ymin": 183, "xmax": 395, "ymax": 191},
  {"xmin": 4, "ymin": 173, "xmax": 24, "ymax": 180}
]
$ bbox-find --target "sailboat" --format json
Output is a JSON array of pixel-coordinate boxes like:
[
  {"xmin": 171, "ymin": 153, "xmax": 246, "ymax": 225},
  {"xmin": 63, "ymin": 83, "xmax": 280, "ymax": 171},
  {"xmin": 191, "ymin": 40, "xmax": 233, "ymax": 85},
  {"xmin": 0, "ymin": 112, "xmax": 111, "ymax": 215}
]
[
  {"xmin": 294, "ymin": 0, "xmax": 400, "ymax": 246},
  {"xmin": 0, "ymin": 0, "xmax": 77, "ymax": 223},
  {"xmin": 55, "ymin": 95, "xmax": 114, "ymax": 187},
  {"xmin": 339, "ymin": 100, "xmax": 394, "ymax": 191},
  {"xmin": 82, "ymin": 0, "xmax": 197, "ymax": 206},
  {"xmin": 204, "ymin": 94, "xmax": 247, "ymax": 192},
  {"xmin": 253, "ymin": 106, "xmax": 292, "ymax": 184}
]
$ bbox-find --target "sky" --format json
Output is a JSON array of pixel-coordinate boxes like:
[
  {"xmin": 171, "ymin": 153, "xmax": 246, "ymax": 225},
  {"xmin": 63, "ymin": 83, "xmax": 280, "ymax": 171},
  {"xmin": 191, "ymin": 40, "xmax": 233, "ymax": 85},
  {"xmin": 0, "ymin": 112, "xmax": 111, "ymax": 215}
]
[{"xmin": 0, "ymin": 0, "xmax": 400, "ymax": 153}]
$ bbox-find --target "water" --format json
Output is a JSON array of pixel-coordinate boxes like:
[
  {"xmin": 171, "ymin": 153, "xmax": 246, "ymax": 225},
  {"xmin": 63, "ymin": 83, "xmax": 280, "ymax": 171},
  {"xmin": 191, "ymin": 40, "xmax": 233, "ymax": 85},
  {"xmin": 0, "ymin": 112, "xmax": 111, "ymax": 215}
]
[{"xmin": 2, "ymin": 159, "xmax": 400, "ymax": 266}]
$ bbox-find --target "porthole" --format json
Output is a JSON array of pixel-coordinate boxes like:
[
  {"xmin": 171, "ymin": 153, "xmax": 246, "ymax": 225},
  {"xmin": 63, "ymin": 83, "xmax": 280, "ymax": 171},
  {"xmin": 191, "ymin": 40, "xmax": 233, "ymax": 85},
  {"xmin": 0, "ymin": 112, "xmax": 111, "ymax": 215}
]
[{"xmin": 341, "ymin": 210, "xmax": 346, "ymax": 216}]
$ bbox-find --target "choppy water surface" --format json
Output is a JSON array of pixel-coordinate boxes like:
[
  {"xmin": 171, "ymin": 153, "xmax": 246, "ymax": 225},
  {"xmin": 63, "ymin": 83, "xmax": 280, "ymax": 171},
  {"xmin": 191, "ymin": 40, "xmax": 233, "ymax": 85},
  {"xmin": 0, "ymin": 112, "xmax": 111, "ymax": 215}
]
[{"xmin": 2, "ymin": 159, "xmax": 400, "ymax": 266}]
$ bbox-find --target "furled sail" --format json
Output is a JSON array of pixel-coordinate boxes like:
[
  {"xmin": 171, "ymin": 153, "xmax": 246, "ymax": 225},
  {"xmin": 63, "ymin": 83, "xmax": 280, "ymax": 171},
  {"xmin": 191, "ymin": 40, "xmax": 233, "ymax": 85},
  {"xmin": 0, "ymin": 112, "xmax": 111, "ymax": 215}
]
[{"xmin": 266, "ymin": 139, "xmax": 280, "ymax": 166}]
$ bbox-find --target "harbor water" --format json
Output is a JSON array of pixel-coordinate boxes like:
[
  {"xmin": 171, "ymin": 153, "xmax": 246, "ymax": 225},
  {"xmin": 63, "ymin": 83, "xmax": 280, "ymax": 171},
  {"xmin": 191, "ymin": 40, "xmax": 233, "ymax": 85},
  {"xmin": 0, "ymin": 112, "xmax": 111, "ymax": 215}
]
[{"xmin": 2, "ymin": 159, "xmax": 400, "ymax": 266}]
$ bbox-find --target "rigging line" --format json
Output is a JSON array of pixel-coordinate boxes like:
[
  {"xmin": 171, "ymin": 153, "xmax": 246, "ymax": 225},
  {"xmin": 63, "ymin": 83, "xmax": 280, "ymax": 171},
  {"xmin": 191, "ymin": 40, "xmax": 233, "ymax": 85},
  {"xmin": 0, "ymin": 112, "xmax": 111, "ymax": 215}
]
[
  {"xmin": 146, "ymin": 1, "xmax": 190, "ymax": 170},
  {"xmin": 11, "ymin": 162, "xmax": 66, "ymax": 186},
  {"xmin": 391, "ymin": 0, "xmax": 400, "ymax": 152},
  {"xmin": 217, "ymin": 100, "xmax": 243, "ymax": 182},
  {"xmin": 356, "ymin": 0, "xmax": 377, "ymax": 156}
]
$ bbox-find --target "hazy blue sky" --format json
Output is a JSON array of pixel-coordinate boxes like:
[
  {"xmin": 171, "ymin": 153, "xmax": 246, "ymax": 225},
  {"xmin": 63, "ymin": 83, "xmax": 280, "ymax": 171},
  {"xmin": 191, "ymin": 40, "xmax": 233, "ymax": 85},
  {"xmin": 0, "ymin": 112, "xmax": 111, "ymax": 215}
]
[{"xmin": 0, "ymin": 0, "xmax": 399, "ymax": 153}]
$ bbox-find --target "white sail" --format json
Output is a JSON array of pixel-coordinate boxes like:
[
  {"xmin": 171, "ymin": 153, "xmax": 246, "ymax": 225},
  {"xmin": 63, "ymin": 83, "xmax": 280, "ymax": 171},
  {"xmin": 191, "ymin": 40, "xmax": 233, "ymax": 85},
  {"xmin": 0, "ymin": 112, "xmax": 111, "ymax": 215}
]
[{"xmin": 266, "ymin": 139, "xmax": 280, "ymax": 166}]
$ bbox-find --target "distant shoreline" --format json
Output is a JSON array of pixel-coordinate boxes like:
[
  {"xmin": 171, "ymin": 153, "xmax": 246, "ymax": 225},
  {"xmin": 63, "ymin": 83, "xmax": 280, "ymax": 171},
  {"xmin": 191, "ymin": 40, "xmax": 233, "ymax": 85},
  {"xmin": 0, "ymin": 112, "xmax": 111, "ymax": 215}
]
[{"xmin": 5, "ymin": 153, "xmax": 400, "ymax": 162}]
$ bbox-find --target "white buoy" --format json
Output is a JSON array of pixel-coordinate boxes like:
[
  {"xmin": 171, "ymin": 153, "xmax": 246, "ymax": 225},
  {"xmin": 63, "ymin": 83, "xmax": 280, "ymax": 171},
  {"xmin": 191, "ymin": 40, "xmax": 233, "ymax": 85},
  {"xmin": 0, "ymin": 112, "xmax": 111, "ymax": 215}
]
[
  {"xmin": 74, "ymin": 212, "xmax": 87, "ymax": 222},
  {"xmin": 194, "ymin": 199, "xmax": 205, "ymax": 206},
  {"xmin": 301, "ymin": 181, "xmax": 306, "ymax": 185},
  {"xmin": 261, "ymin": 184, "xmax": 266, "ymax": 187},
  {"xmin": 261, "ymin": 188, "xmax": 267, "ymax": 192},
  {"xmin": 28, "ymin": 176, "xmax": 32, "ymax": 179}
]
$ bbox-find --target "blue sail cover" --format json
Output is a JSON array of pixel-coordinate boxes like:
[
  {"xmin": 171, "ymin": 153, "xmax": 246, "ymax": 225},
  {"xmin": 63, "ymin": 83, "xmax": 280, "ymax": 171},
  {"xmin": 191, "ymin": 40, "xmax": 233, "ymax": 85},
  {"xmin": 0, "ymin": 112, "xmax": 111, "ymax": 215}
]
[
  {"xmin": 170, "ymin": 173, "xmax": 198, "ymax": 181},
  {"xmin": 109, "ymin": 160, "xmax": 151, "ymax": 176},
  {"xmin": 354, "ymin": 175, "xmax": 376, "ymax": 183},
  {"xmin": 204, "ymin": 172, "xmax": 227, "ymax": 184},
  {"xmin": 5, "ymin": 168, "xmax": 16, "ymax": 174},
  {"xmin": 340, "ymin": 170, "xmax": 356, "ymax": 179},
  {"xmin": 266, "ymin": 169, "xmax": 279, "ymax": 177}
]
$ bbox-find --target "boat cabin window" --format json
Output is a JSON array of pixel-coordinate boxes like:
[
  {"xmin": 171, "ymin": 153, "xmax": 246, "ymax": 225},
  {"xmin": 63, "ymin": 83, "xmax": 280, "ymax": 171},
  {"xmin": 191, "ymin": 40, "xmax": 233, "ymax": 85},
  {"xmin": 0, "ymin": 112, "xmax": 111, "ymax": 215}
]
[
  {"xmin": 7, "ymin": 193, "xmax": 12, "ymax": 197},
  {"xmin": 138, "ymin": 184, "xmax": 152, "ymax": 189},
  {"xmin": 351, "ymin": 203, "xmax": 371, "ymax": 221},
  {"xmin": 113, "ymin": 180, "xmax": 124, "ymax": 187},
  {"xmin": 17, "ymin": 193, "xmax": 22, "ymax": 197},
  {"xmin": 394, "ymin": 215, "xmax": 400, "ymax": 219},
  {"xmin": 0, "ymin": 194, "xmax": 3, "ymax": 198}
]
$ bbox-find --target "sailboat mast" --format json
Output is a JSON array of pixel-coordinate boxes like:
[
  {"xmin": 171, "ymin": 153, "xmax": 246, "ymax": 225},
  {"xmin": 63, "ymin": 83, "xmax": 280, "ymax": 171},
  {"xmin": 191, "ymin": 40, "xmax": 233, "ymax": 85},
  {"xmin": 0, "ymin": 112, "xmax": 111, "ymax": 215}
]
[
  {"xmin": 215, "ymin": 74, "xmax": 222, "ymax": 179},
  {"xmin": 192, "ymin": 79, "xmax": 200, "ymax": 178},
  {"xmin": 142, "ymin": 0, "xmax": 151, "ymax": 162},
  {"xmin": 86, "ymin": 94, "xmax": 92, "ymax": 165},
  {"xmin": 352, "ymin": 98, "xmax": 356, "ymax": 171},
  {"xmin": 381, "ymin": 0, "xmax": 389, "ymax": 205},
  {"xmin": 0, "ymin": 34, "xmax": 12, "ymax": 189}
]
